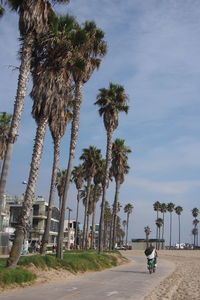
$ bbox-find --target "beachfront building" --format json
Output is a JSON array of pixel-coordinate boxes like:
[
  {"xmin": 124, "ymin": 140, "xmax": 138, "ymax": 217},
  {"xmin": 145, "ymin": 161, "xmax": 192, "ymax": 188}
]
[
  {"xmin": 3, "ymin": 194, "xmax": 24, "ymax": 239},
  {"xmin": 63, "ymin": 220, "xmax": 77, "ymax": 249},
  {"xmin": 0, "ymin": 194, "xmax": 24, "ymax": 254},
  {"xmin": 131, "ymin": 238, "xmax": 165, "ymax": 250},
  {"xmin": 62, "ymin": 222, "xmax": 99, "ymax": 249},
  {"xmin": 0, "ymin": 194, "xmax": 60, "ymax": 254},
  {"xmin": 29, "ymin": 196, "xmax": 60, "ymax": 246}
]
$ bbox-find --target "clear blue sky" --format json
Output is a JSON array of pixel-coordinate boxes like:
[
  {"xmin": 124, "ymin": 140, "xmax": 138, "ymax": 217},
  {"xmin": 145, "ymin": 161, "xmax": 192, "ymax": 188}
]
[{"xmin": 1, "ymin": 0, "xmax": 200, "ymax": 245}]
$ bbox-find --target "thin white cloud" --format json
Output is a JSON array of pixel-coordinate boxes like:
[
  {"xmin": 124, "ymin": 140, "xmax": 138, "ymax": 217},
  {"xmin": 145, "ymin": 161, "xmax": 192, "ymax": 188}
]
[
  {"xmin": 132, "ymin": 137, "xmax": 200, "ymax": 175},
  {"xmin": 127, "ymin": 176, "xmax": 200, "ymax": 196}
]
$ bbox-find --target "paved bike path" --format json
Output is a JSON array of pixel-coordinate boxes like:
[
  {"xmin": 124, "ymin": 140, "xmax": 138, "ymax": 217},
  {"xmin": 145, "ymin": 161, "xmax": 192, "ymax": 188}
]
[{"xmin": 0, "ymin": 254, "xmax": 175, "ymax": 300}]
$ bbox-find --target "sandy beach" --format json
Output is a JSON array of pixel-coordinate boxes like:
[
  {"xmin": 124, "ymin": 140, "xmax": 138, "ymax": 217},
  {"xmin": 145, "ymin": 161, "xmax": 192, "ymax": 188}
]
[{"xmin": 142, "ymin": 250, "xmax": 200, "ymax": 300}]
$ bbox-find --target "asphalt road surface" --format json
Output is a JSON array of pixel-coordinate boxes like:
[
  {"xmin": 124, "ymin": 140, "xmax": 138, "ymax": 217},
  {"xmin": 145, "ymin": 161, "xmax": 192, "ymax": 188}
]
[{"xmin": 0, "ymin": 253, "xmax": 175, "ymax": 300}]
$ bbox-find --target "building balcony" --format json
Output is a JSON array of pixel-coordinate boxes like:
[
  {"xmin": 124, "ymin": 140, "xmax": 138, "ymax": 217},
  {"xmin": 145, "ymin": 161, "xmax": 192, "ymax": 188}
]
[
  {"xmin": 30, "ymin": 228, "xmax": 44, "ymax": 233},
  {"xmin": 32, "ymin": 214, "xmax": 47, "ymax": 219}
]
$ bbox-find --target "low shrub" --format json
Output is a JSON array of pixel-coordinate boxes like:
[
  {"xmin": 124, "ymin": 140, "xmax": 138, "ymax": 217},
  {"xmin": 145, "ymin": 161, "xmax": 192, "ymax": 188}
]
[{"xmin": 0, "ymin": 267, "xmax": 36, "ymax": 287}]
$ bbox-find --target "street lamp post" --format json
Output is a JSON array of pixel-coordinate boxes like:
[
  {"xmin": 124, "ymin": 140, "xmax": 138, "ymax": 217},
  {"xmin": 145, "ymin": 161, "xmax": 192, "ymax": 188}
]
[{"xmin": 66, "ymin": 207, "xmax": 72, "ymax": 250}]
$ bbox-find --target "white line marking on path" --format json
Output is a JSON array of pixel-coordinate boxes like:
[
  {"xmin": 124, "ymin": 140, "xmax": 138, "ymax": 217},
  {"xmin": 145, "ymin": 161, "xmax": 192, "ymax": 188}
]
[
  {"xmin": 66, "ymin": 287, "xmax": 78, "ymax": 292},
  {"xmin": 106, "ymin": 291, "xmax": 119, "ymax": 297}
]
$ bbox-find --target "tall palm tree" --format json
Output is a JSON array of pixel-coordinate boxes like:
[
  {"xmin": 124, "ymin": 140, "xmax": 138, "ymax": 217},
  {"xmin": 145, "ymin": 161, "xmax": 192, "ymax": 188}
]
[
  {"xmin": 111, "ymin": 201, "xmax": 122, "ymax": 248},
  {"xmin": 33, "ymin": 13, "xmax": 78, "ymax": 259},
  {"xmin": 124, "ymin": 203, "xmax": 133, "ymax": 249},
  {"xmin": 0, "ymin": 0, "xmax": 69, "ymax": 227},
  {"xmin": 79, "ymin": 146, "xmax": 102, "ymax": 249},
  {"xmin": 115, "ymin": 216, "xmax": 123, "ymax": 245},
  {"xmin": 160, "ymin": 203, "xmax": 167, "ymax": 249},
  {"xmin": 122, "ymin": 220, "xmax": 127, "ymax": 245},
  {"xmin": 71, "ymin": 164, "xmax": 84, "ymax": 248},
  {"xmin": 80, "ymin": 185, "xmax": 97, "ymax": 249},
  {"xmin": 103, "ymin": 201, "xmax": 112, "ymax": 249},
  {"xmin": 93, "ymin": 157, "xmax": 106, "ymax": 249},
  {"xmin": 156, "ymin": 218, "xmax": 163, "ymax": 250},
  {"xmin": 0, "ymin": 112, "xmax": 12, "ymax": 170},
  {"xmin": 57, "ymin": 21, "xmax": 107, "ymax": 258},
  {"xmin": 7, "ymin": 17, "xmax": 73, "ymax": 266},
  {"xmin": 95, "ymin": 83, "xmax": 129, "ymax": 253},
  {"xmin": 192, "ymin": 228, "xmax": 198, "ymax": 248},
  {"xmin": 192, "ymin": 219, "xmax": 199, "ymax": 248},
  {"xmin": 90, "ymin": 184, "xmax": 101, "ymax": 249},
  {"xmin": 83, "ymin": 184, "xmax": 101, "ymax": 249},
  {"xmin": 110, "ymin": 138, "xmax": 131, "ymax": 249},
  {"xmin": 40, "ymin": 102, "xmax": 72, "ymax": 254},
  {"xmin": 153, "ymin": 201, "xmax": 161, "ymax": 249},
  {"xmin": 175, "ymin": 206, "xmax": 183, "ymax": 249},
  {"xmin": 0, "ymin": 112, "xmax": 12, "ymax": 228},
  {"xmin": 167, "ymin": 202, "xmax": 175, "ymax": 249},
  {"xmin": 144, "ymin": 226, "xmax": 151, "ymax": 247},
  {"xmin": 80, "ymin": 185, "xmax": 89, "ymax": 248}
]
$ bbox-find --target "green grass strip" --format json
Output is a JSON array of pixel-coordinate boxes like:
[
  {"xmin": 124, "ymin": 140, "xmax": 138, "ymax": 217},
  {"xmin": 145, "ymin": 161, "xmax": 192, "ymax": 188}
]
[{"xmin": 0, "ymin": 250, "xmax": 123, "ymax": 287}]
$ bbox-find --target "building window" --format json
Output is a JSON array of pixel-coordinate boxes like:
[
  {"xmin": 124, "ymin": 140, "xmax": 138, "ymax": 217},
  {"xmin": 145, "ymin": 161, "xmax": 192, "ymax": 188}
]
[
  {"xmin": 33, "ymin": 204, "xmax": 39, "ymax": 216},
  {"xmin": 32, "ymin": 219, "xmax": 39, "ymax": 229}
]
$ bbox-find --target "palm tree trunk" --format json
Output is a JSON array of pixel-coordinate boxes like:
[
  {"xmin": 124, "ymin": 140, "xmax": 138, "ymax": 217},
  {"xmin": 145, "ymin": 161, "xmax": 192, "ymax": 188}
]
[
  {"xmin": 91, "ymin": 201, "xmax": 97, "ymax": 249},
  {"xmin": 194, "ymin": 221, "xmax": 197, "ymax": 248},
  {"xmin": 74, "ymin": 190, "xmax": 80, "ymax": 249},
  {"xmin": 162, "ymin": 212, "xmax": 165, "ymax": 249},
  {"xmin": 158, "ymin": 227, "xmax": 160, "ymax": 250},
  {"xmin": 103, "ymin": 219, "xmax": 108, "ymax": 249},
  {"xmin": 82, "ymin": 177, "xmax": 92, "ymax": 249},
  {"xmin": 169, "ymin": 212, "xmax": 172, "ymax": 249},
  {"xmin": 156, "ymin": 211, "xmax": 158, "ymax": 249},
  {"xmin": 147, "ymin": 234, "xmax": 149, "ymax": 247},
  {"xmin": 178, "ymin": 215, "xmax": 181, "ymax": 249},
  {"xmin": 40, "ymin": 138, "xmax": 60, "ymax": 254},
  {"xmin": 0, "ymin": 142, "xmax": 13, "ymax": 231},
  {"xmin": 57, "ymin": 81, "xmax": 83, "ymax": 259},
  {"xmin": 125, "ymin": 213, "xmax": 129, "ymax": 248},
  {"xmin": 86, "ymin": 213, "xmax": 90, "ymax": 249},
  {"xmin": 0, "ymin": 35, "xmax": 33, "ymax": 230},
  {"xmin": 59, "ymin": 196, "xmax": 62, "ymax": 211},
  {"xmin": 112, "ymin": 180, "xmax": 120, "ymax": 249},
  {"xmin": 108, "ymin": 218, "xmax": 112, "ymax": 250},
  {"xmin": 7, "ymin": 117, "xmax": 48, "ymax": 268},
  {"xmin": 195, "ymin": 220, "xmax": 198, "ymax": 247},
  {"xmin": 98, "ymin": 130, "xmax": 113, "ymax": 254}
]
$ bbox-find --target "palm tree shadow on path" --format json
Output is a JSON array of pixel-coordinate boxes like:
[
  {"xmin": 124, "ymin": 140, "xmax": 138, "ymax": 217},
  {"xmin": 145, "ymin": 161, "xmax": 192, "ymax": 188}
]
[{"xmin": 110, "ymin": 269, "xmax": 147, "ymax": 274}]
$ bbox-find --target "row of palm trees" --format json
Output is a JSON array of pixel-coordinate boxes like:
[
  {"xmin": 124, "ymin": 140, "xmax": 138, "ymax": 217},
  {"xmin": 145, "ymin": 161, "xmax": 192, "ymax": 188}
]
[
  {"xmin": 151, "ymin": 202, "xmax": 200, "ymax": 249},
  {"xmin": 40, "ymin": 140, "xmax": 133, "ymax": 252},
  {"xmin": 0, "ymin": 1, "xmax": 133, "ymax": 268},
  {"xmin": 192, "ymin": 207, "xmax": 199, "ymax": 247},
  {"xmin": 104, "ymin": 202, "xmax": 134, "ymax": 249},
  {"xmin": 153, "ymin": 201, "xmax": 183, "ymax": 249}
]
